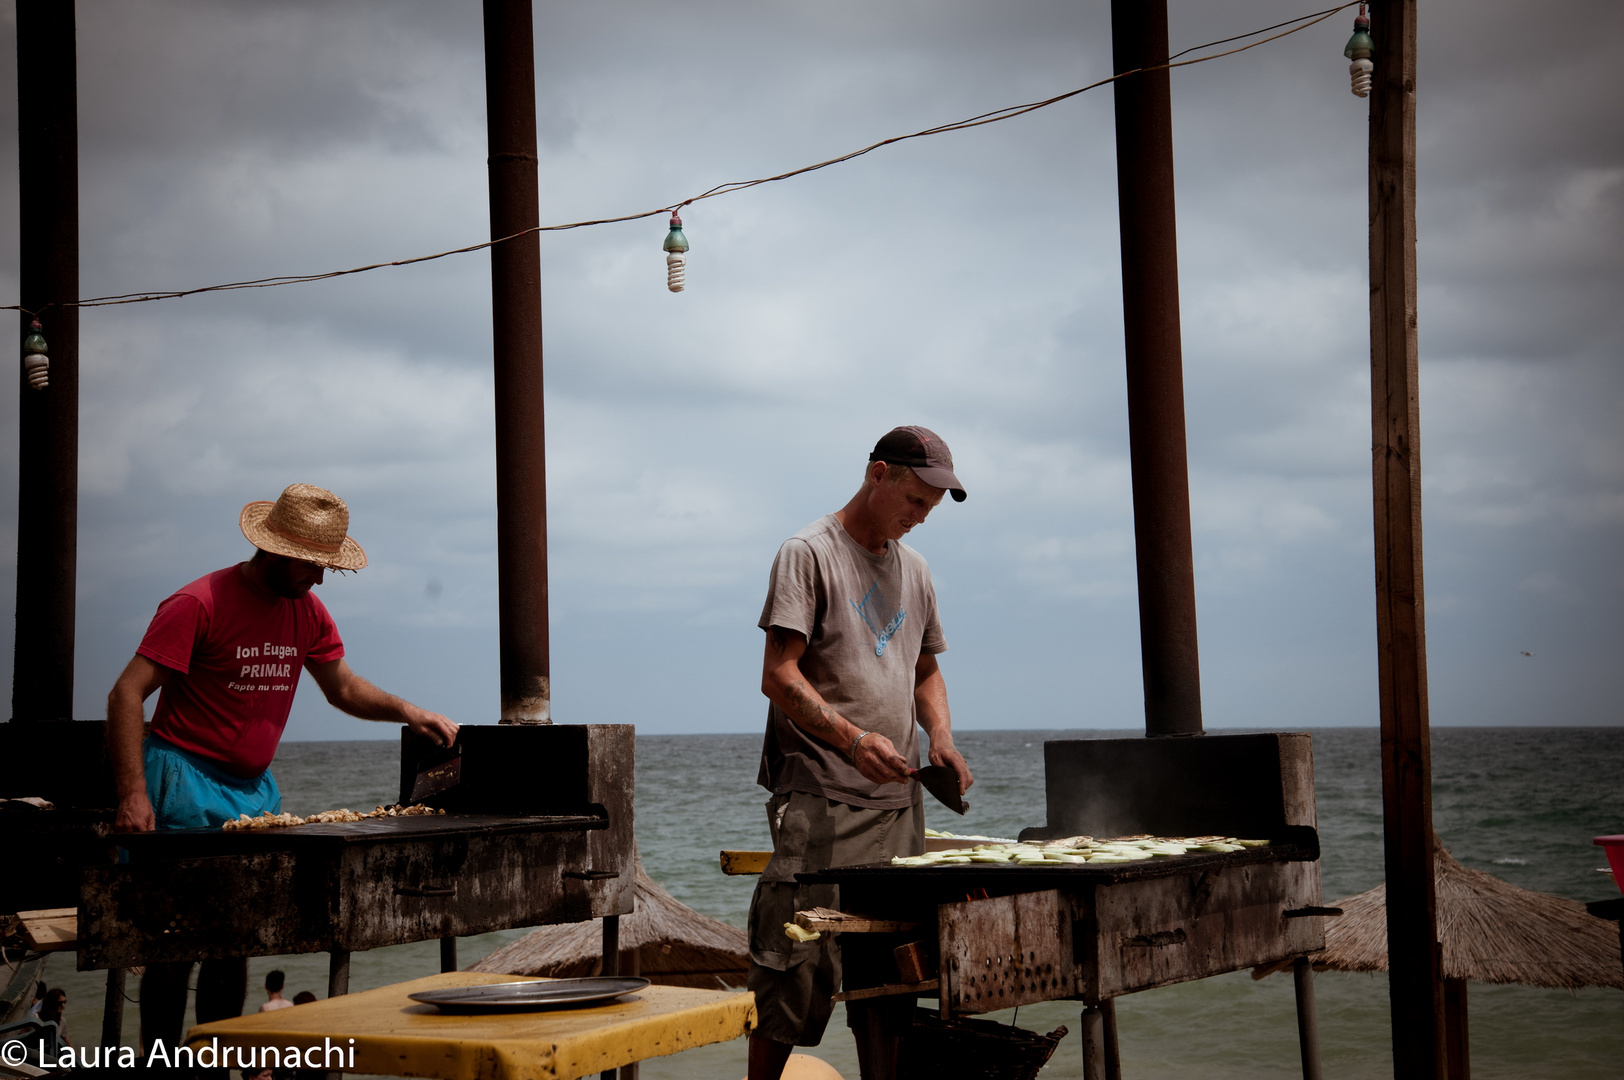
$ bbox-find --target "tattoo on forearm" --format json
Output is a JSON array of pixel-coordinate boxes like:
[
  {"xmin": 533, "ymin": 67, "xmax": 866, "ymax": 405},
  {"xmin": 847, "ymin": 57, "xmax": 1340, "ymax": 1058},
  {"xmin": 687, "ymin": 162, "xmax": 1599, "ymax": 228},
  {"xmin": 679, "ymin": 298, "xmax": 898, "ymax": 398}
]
[{"xmin": 783, "ymin": 679, "xmax": 841, "ymax": 737}]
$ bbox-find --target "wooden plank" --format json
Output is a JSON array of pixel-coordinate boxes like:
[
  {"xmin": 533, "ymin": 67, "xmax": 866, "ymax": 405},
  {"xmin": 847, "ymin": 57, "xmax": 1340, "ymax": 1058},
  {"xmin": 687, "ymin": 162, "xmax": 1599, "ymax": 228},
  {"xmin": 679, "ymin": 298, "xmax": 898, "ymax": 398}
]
[
  {"xmin": 795, "ymin": 907, "xmax": 922, "ymax": 934},
  {"xmin": 831, "ymin": 979, "xmax": 938, "ymax": 1003},
  {"xmin": 719, "ymin": 850, "xmax": 770, "ymax": 876},
  {"xmin": 19, "ymin": 908, "xmax": 77, "ymax": 952}
]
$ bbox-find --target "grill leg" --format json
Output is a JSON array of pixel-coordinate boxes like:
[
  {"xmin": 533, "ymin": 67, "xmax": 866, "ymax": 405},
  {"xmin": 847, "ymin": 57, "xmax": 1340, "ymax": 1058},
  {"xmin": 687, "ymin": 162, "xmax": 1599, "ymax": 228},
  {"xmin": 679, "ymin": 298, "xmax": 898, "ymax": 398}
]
[
  {"xmin": 328, "ymin": 948, "xmax": 351, "ymax": 997},
  {"xmin": 601, "ymin": 916, "xmax": 621, "ymax": 1080},
  {"xmin": 1293, "ymin": 956, "xmax": 1324, "ymax": 1080},
  {"xmin": 100, "ymin": 967, "xmax": 126, "ymax": 1051},
  {"xmin": 326, "ymin": 951, "xmax": 351, "ymax": 1080},
  {"xmin": 620, "ymin": 946, "xmax": 640, "ymax": 1079},
  {"xmin": 440, "ymin": 936, "xmax": 459, "ymax": 973},
  {"xmin": 1101, "ymin": 998, "xmax": 1121, "ymax": 1080},
  {"xmin": 1082, "ymin": 1005, "xmax": 1107, "ymax": 1080}
]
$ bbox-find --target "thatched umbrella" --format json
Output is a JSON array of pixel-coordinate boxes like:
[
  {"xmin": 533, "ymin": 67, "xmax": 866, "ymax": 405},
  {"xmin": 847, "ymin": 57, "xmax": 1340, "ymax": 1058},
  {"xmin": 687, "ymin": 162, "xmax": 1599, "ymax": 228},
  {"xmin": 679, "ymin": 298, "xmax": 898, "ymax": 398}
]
[
  {"xmin": 1315, "ymin": 844, "xmax": 1623, "ymax": 991},
  {"xmin": 1261, "ymin": 843, "xmax": 1622, "ymax": 1079},
  {"xmin": 470, "ymin": 859, "xmax": 749, "ymax": 990}
]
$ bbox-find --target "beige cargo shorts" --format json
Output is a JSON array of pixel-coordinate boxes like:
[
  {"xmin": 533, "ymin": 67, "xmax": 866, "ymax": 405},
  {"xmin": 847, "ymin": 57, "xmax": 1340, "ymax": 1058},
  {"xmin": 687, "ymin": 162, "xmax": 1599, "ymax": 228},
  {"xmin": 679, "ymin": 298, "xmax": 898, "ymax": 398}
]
[{"xmin": 745, "ymin": 789, "xmax": 924, "ymax": 1046}]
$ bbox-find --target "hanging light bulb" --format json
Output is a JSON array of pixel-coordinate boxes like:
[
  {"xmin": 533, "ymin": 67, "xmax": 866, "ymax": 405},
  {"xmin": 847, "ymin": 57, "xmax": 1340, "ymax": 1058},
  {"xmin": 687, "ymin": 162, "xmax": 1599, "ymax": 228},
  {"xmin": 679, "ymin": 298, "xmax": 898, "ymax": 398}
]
[
  {"xmin": 21, "ymin": 318, "xmax": 49, "ymax": 390},
  {"xmin": 663, "ymin": 210, "xmax": 689, "ymax": 293},
  {"xmin": 1344, "ymin": 3, "xmax": 1374, "ymax": 98}
]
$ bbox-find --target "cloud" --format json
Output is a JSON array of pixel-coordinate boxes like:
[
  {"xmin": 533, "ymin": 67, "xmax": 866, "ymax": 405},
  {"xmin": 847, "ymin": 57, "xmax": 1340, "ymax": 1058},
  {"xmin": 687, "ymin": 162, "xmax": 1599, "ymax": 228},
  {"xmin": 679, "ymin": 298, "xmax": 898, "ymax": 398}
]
[{"xmin": 0, "ymin": 0, "xmax": 1618, "ymax": 734}]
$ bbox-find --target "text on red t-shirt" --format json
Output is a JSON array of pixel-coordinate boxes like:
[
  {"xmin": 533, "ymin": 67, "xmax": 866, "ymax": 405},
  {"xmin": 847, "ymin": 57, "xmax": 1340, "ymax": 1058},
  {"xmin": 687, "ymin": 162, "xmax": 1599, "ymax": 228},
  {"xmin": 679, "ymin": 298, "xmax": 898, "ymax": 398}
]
[{"xmin": 138, "ymin": 564, "xmax": 345, "ymax": 777}]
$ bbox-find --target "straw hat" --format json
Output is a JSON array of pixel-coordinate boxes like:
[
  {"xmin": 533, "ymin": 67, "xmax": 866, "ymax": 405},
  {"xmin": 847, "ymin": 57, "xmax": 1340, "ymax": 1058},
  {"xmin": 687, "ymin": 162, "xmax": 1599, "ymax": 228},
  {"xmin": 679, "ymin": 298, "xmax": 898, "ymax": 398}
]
[{"xmin": 240, "ymin": 484, "xmax": 368, "ymax": 571}]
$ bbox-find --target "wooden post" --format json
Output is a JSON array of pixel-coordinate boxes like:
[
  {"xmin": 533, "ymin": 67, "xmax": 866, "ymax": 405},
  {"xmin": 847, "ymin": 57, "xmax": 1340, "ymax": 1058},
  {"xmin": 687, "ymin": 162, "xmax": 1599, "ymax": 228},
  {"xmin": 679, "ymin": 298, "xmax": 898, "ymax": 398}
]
[
  {"xmin": 12, "ymin": 0, "xmax": 80, "ymax": 723},
  {"xmin": 1443, "ymin": 978, "xmax": 1469, "ymax": 1080},
  {"xmin": 483, "ymin": 0, "xmax": 552, "ymax": 724},
  {"xmin": 1110, "ymin": 0, "xmax": 1203, "ymax": 738},
  {"xmin": 1366, "ymin": 0, "xmax": 1446, "ymax": 1075},
  {"xmin": 1293, "ymin": 956, "xmax": 1324, "ymax": 1080}
]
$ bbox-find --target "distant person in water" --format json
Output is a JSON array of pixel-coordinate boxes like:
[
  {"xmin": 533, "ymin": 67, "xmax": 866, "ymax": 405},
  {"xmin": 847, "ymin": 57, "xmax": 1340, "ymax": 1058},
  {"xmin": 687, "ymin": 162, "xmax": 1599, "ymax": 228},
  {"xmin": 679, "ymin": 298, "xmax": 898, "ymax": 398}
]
[
  {"xmin": 106, "ymin": 484, "xmax": 458, "ymax": 1055},
  {"xmin": 292, "ymin": 990, "xmax": 318, "ymax": 1006},
  {"xmin": 258, "ymin": 969, "xmax": 294, "ymax": 1012}
]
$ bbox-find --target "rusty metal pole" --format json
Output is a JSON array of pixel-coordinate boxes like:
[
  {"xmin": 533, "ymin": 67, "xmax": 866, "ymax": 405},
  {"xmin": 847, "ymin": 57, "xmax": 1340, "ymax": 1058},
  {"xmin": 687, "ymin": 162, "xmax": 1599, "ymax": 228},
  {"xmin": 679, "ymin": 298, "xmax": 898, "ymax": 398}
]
[
  {"xmin": 484, "ymin": 0, "xmax": 551, "ymax": 724},
  {"xmin": 1367, "ymin": 1, "xmax": 1445, "ymax": 1075},
  {"xmin": 12, "ymin": 0, "xmax": 80, "ymax": 723},
  {"xmin": 1110, "ymin": 0, "xmax": 1202, "ymax": 738}
]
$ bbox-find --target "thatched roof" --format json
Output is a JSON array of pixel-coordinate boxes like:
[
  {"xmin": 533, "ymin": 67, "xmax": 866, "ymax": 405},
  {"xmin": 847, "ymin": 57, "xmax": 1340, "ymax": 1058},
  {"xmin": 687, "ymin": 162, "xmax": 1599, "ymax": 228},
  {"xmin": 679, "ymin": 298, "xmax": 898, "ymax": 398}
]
[
  {"xmin": 470, "ymin": 860, "xmax": 749, "ymax": 990},
  {"xmin": 1305, "ymin": 843, "xmax": 1623, "ymax": 991}
]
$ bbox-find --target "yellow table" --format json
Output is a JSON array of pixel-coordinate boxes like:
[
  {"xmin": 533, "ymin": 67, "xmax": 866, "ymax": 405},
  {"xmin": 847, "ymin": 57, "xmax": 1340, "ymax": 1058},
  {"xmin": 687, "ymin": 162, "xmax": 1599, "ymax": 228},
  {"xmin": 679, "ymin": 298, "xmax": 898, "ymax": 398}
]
[{"xmin": 186, "ymin": 972, "xmax": 757, "ymax": 1079}]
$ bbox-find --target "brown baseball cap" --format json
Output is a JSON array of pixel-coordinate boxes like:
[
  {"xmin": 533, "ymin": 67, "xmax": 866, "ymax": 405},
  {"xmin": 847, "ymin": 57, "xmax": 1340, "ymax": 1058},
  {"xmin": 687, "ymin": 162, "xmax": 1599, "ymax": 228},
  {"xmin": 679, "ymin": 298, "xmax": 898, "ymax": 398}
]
[{"xmin": 870, "ymin": 426, "xmax": 966, "ymax": 502}]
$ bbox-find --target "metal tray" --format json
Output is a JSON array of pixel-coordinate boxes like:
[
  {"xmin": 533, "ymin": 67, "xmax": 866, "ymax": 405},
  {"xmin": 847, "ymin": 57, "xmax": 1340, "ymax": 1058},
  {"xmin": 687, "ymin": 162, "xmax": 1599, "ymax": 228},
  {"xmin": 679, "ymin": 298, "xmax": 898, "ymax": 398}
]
[{"xmin": 408, "ymin": 977, "xmax": 651, "ymax": 1013}]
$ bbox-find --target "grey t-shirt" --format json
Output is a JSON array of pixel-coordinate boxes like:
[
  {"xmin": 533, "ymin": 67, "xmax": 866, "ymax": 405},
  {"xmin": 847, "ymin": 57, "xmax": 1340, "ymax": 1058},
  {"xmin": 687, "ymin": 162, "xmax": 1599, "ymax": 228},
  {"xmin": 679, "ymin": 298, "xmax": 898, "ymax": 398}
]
[{"xmin": 756, "ymin": 513, "xmax": 948, "ymax": 809}]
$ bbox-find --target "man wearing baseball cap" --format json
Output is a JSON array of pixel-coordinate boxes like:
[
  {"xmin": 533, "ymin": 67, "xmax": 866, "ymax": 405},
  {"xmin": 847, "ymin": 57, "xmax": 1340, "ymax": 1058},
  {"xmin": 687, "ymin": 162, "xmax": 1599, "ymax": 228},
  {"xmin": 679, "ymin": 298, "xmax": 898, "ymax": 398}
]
[
  {"xmin": 105, "ymin": 483, "xmax": 458, "ymax": 1052},
  {"xmin": 747, "ymin": 426, "xmax": 974, "ymax": 1080}
]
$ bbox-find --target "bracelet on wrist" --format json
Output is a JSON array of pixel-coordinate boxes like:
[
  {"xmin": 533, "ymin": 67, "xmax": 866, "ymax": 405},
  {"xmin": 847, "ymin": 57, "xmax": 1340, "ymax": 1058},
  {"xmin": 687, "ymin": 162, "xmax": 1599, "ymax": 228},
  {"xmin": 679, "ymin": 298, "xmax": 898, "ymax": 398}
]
[{"xmin": 851, "ymin": 731, "xmax": 873, "ymax": 759}]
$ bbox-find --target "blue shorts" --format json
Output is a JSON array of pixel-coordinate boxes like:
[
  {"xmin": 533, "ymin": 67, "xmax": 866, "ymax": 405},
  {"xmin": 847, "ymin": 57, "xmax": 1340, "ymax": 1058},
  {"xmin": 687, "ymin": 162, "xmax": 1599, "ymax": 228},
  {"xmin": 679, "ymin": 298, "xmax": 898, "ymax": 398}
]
[{"xmin": 144, "ymin": 735, "xmax": 281, "ymax": 830}]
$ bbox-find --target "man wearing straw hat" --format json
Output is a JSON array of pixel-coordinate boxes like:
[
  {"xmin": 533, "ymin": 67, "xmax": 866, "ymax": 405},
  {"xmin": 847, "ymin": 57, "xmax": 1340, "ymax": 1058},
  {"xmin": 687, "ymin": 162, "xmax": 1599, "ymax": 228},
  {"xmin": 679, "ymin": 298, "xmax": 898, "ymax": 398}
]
[{"xmin": 105, "ymin": 483, "xmax": 458, "ymax": 1050}]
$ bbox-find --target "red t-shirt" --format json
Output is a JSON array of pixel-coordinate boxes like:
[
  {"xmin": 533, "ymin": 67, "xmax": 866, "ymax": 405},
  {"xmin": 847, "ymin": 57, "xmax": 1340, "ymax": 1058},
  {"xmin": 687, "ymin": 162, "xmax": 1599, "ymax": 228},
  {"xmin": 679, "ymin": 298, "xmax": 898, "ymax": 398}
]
[{"xmin": 138, "ymin": 564, "xmax": 345, "ymax": 777}]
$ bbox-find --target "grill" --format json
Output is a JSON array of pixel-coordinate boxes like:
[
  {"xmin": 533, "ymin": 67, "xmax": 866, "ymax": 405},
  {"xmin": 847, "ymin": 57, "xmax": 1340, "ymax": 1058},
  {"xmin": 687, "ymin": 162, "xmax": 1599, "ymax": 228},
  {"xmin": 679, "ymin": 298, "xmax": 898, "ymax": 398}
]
[
  {"xmin": 56, "ymin": 724, "xmax": 632, "ymax": 973},
  {"xmin": 802, "ymin": 732, "xmax": 1325, "ymax": 1017}
]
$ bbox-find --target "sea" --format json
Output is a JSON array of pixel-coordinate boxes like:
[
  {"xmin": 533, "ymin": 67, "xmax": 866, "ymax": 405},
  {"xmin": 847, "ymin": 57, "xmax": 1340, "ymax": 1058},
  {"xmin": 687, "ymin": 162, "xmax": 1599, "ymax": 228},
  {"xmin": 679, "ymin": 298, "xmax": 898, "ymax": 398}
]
[{"xmin": 46, "ymin": 727, "xmax": 1624, "ymax": 1079}]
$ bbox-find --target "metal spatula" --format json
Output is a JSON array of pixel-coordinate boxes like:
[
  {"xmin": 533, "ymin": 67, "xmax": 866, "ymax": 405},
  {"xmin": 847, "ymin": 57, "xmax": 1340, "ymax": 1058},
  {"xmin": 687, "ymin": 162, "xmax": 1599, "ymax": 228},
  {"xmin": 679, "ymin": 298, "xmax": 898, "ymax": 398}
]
[{"xmin": 912, "ymin": 765, "xmax": 968, "ymax": 815}]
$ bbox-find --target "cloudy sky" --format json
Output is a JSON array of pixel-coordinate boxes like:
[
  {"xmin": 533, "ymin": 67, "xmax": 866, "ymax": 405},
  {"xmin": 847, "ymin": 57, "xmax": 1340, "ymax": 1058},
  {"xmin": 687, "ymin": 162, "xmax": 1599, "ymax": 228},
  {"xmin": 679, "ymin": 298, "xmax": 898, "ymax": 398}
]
[{"xmin": 0, "ymin": 0, "xmax": 1618, "ymax": 741}]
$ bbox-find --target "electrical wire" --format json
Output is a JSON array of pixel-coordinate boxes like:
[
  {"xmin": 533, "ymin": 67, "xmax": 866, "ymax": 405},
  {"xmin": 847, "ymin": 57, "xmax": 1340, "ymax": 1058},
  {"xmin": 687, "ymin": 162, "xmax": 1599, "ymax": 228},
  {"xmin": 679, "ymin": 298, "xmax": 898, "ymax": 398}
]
[{"xmin": 4, "ymin": 2, "xmax": 1359, "ymax": 317}]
